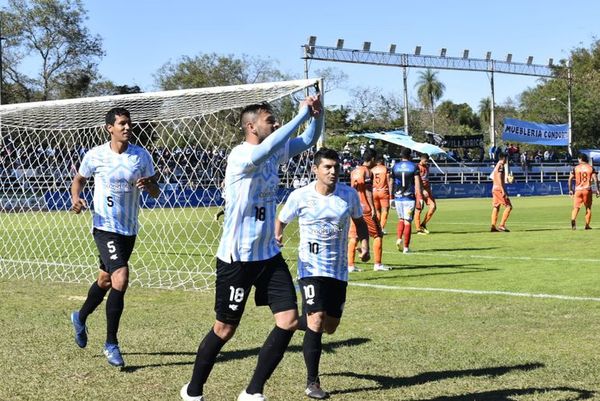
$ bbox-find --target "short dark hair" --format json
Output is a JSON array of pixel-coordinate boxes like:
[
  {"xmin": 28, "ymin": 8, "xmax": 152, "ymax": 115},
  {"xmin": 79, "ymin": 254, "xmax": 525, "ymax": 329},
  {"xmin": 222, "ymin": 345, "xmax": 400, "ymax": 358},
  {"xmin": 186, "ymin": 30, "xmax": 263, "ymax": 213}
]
[
  {"xmin": 497, "ymin": 152, "xmax": 507, "ymax": 160},
  {"xmin": 578, "ymin": 153, "xmax": 589, "ymax": 163},
  {"xmin": 420, "ymin": 153, "xmax": 430, "ymax": 160},
  {"xmin": 240, "ymin": 102, "xmax": 273, "ymax": 126},
  {"xmin": 313, "ymin": 147, "xmax": 340, "ymax": 167},
  {"xmin": 401, "ymin": 147, "xmax": 412, "ymax": 159},
  {"xmin": 362, "ymin": 148, "xmax": 377, "ymax": 162},
  {"xmin": 105, "ymin": 107, "xmax": 130, "ymax": 125}
]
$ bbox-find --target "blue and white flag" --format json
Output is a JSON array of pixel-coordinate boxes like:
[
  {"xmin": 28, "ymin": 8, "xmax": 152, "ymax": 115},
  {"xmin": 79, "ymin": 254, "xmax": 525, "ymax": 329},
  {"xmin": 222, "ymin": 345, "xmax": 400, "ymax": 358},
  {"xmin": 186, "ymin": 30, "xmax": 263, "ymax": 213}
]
[{"xmin": 502, "ymin": 118, "xmax": 568, "ymax": 146}]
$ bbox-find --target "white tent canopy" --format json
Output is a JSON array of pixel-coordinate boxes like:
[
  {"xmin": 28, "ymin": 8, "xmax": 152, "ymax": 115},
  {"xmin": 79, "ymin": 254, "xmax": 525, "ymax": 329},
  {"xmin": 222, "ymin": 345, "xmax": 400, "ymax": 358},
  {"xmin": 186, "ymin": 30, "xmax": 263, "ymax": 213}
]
[{"xmin": 348, "ymin": 130, "xmax": 446, "ymax": 156}]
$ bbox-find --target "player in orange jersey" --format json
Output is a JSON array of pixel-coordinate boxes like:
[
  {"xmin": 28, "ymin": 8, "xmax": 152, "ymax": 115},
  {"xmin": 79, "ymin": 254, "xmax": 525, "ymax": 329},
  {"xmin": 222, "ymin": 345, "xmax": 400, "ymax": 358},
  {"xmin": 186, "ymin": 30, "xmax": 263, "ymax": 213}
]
[
  {"xmin": 490, "ymin": 152, "xmax": 512, "ymax": 232},
  {"xmin": 414, "ymin": 153, "xmax": 437, "ymax": 234},
  {"xmin": 348, "ymin": 148, "xmax": 387, "ymax": 271},
  {"xmin": 371, "ymin": 156, "xmax": 393, "ymax": 234},
  {"xmin": 568, "ymin": 153, "xmax": 600, "ymax": 230}
]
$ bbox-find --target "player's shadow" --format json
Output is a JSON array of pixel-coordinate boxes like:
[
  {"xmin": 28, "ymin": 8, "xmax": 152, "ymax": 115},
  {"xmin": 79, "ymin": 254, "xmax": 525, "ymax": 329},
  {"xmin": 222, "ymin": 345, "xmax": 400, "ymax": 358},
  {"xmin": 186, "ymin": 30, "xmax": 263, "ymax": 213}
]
[
  {"xmin": 413, "ymin": 386, "xmax": 595, "ymax": 401},
  {"xmin": 118, "ymin": 337, "xmax": 371, "ymax": 372},
  {"xmin": 323, "ymin": 362, "xmax": 544, "ymax": 395}
]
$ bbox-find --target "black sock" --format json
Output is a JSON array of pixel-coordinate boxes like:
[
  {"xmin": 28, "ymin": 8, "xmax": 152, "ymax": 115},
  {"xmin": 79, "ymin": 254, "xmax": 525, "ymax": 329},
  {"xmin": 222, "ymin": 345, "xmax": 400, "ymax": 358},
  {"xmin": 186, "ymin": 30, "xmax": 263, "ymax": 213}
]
[
  {"xmin": 79, "ymin": 282, "xmax": 108, "ymax": 324},
  {"xmin": 187, "ymin": 329, "xmax": 227, "ymax": 397},
  {"xmin": 246, "ymin": 326, "xmax": 294, "ymax": 395},
  {"xmin": 297, "ymin": 314, "xmax": 307, "ymax": 331},
  {"xmin": 105, "ymin": 288, "xmax": 125, "ymax": 345},
  {"xmin": 303, "ymin": 328, "xmax": 323, "ymax": 385}
]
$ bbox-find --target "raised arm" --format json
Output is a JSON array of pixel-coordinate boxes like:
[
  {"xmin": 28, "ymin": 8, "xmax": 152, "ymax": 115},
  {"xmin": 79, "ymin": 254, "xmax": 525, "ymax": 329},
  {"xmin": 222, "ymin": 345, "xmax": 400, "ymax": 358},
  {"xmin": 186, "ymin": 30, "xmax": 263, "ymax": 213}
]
[
  {"xmin": 250, "ymin": 98, "xmax": 319, "ymax": 165},
  {"xmin": 288, "ymin": 113, "xmax": 323, "ymax": 158}
]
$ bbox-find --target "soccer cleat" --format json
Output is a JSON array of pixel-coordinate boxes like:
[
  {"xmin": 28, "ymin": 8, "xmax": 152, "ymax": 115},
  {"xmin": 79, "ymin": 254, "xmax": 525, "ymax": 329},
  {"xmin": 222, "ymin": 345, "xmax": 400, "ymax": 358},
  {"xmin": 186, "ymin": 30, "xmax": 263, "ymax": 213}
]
[
  {"xmin": 180, "ymin": 383, "xmax": 205, "ymax": 401},
  {"xmin": 305, "ymin": 382, "xmax": 329, "ymax": 399},
  {"xmin": 70, "ymin": 311, "xmax": 88, "ymax": 348},
  {"xmin": 490, "ymin": 226, "xmax": 499, "ymax": 232},
  {"xmin": 348, "ymin": 265, "xmax": 362, "ymax": 272},
  {"xmin": 396, "ymin": 239, "xmax": 403, "ymax": 251},
  {"xmin": 585, "ymin": 225, "xmax": 592, "ymax": 230},
  {"xmin": 374, "ymin": 264, "xmax": 391, "ymax": 271},
  {"xmin": 498, "ymin": 226, "xmax": 510, "ymax": 232},
  {"xmin": 571, "ymin": 220, "xmax": 576, "ymax": 230},
  {"xmin": 421, "ymin": 226, "xmax": 430, "ymax": 234},
  {"xmin": 103, "ymin": 343, "xmax": 125, "ymax": 367},
  {"xmin": 237, "ymin": 390, "xmax": 266, "ymax": 401},
  {"xmin": 403, "ymin": 247, "xmax": 410, "ymax": 254},
  {"xmin": 416, "ymin": 228, "xmax": 428, "ymax": 235}
]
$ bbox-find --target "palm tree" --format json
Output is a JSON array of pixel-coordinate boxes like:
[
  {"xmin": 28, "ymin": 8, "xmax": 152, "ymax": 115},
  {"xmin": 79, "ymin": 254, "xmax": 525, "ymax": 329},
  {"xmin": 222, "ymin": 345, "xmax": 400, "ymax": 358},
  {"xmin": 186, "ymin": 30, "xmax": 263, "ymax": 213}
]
[
  {"xmin": 478, "ymin": 97, "xmax": 491, "ymax": 127},
  {"xmin": 415, "ymin": 68, "xmax": 445, "ymax": 133}
]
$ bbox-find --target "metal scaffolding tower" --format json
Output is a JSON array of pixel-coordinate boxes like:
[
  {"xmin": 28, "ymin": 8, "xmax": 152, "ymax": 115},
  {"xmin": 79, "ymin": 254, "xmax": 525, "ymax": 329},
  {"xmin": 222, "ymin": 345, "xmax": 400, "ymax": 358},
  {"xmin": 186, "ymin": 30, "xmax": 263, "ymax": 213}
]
[{"xmin": 302, "ymin": 37, "xmax": 571, "ymax": 152}]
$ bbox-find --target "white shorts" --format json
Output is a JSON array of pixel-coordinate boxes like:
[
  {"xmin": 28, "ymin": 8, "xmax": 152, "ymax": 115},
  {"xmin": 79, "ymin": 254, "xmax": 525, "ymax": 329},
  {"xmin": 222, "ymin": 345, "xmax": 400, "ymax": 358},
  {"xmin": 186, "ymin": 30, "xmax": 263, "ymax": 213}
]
[{"xmin": 395, "ymin": 199, "xmax": 415, "ymax": 222}]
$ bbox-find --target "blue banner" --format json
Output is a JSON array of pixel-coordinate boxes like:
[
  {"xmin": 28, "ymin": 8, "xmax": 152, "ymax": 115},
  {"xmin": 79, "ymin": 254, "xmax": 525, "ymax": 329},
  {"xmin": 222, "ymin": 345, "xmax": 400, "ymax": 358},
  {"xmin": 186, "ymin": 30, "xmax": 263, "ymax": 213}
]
[
  {"xmin": 502, "ymin": 118, "xmax": 568, "ymax": 146},
  {"xmin": 431, "ymin": 181, "xmax": 568, "ymax": 199}
]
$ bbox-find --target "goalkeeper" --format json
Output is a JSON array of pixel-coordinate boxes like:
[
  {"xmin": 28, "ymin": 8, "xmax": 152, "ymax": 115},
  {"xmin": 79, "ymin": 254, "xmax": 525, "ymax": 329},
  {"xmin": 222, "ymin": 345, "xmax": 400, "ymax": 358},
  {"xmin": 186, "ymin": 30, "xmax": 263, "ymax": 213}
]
[{"xmin": 181, "ymin": 95, "xmax": 323, "ymax": 401}]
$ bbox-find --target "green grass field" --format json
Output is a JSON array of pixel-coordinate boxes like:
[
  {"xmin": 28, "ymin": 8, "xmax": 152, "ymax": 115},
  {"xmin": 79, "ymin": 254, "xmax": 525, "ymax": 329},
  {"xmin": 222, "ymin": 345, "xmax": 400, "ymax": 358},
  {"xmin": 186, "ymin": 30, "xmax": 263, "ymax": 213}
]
[{"xmin": 2, "ymin": 195, "xmax": 600, "ymax": 400}]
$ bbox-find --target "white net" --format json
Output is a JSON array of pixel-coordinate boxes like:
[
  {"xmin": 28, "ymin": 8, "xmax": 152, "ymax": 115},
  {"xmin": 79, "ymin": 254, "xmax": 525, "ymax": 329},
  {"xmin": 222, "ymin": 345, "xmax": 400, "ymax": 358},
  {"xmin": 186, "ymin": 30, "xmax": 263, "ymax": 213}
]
[{"xmin": 0, "ymin": 79, "xmax": 320, "ymax": 290}]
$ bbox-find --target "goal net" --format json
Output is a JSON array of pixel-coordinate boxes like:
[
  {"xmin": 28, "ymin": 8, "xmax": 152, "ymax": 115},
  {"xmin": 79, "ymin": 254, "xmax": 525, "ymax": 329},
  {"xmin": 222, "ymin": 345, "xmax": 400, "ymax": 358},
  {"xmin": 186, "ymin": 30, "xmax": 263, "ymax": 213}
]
[{"xmin": 0, "ymin": 79, "xmax": 321, "ymax": 290}]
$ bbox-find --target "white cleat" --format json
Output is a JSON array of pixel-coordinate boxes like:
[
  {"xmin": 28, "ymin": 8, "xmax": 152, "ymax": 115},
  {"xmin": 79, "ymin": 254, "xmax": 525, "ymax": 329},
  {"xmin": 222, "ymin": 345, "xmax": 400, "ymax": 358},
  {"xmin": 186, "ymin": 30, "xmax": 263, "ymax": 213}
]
[
  {"xmin": 403, "ymin": 247, "xmax": 411, "ymax": 254},
  {"xmin": 374, "ymin": 264, "xmax": 391, "ymax": 271},
  {"xmin": 238, "ymin": 390, "xmax": 266, "ymax": 401},
  {"xmin": 396, "ymin": 239, "xmax": 402, "ymax": 251},
  {"xmin": 180, "ymin": 383, "xmax": 205, "ymax": 401},
  {"xmin": 348, "ymin": 266, "xmax": 363, "ymax": 272}
]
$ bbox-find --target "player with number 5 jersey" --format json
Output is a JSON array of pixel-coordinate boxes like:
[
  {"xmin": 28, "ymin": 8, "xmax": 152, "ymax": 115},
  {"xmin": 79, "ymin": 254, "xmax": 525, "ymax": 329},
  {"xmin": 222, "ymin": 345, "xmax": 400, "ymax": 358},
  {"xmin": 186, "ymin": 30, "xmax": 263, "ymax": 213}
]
[
  {"xmin": 276, "ymin": 148, "xmax": 370, "ymax": 399},
  {"xmin": 69, "ymin": 107, "xmax": 160, "ymax": 368}
]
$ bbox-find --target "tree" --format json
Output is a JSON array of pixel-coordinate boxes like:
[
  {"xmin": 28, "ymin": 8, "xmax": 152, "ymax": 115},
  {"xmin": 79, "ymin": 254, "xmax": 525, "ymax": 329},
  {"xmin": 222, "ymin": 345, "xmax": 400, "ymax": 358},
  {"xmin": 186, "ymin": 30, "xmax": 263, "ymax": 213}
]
[
  {"xmin": 154, "ymin": 53, "xmax": 288, "ymax": 90},
  {"xmin": 415, "ymin": 68, "xmax": 445, "ymax": 133},
  {"xmin": 1, "ymin": 0, "xmax": 104, "ymax": 103}
]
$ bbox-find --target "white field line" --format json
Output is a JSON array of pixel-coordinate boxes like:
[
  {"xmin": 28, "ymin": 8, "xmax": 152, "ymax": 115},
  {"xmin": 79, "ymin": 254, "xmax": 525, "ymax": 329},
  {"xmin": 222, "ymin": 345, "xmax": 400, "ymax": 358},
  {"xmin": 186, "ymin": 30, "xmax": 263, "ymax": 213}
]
[
  {"xmin": 383, "ymin": 251, "xmax": 600, "ymax": 263},
  {"xmin": 349, "ymin": 282, "xmax": 600, "ymax": 302}
]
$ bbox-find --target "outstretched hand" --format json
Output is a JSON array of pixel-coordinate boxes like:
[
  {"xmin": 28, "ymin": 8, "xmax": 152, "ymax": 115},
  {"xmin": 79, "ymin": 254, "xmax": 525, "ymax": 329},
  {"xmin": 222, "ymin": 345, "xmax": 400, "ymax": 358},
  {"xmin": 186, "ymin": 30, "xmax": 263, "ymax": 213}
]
[
  {"xmin": 136, "ymin": 176, "xmax": 154, "ymax": 190},
  {"xmin": 301, "ymin": 94, "xmax": 322, "ymax": 117}
]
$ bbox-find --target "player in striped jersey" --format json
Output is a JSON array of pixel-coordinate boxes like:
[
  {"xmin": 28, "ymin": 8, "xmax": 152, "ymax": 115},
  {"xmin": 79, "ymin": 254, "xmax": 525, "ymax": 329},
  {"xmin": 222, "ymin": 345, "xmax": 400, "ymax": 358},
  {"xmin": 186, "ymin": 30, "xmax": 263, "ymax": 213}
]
[
  {"xmin": 391, "ymin": 148, "xmax": 422, "ymax": 253},
  {"xmin": 348, "ymin": 148, "xmax": 387, "ymax": 271},
  {"xmin": 182, "ymin": 96, "xmax": 323, "ymax": 401},
  {"xmin": 414, "ymin": 153, "xmax": 437, "ymax": 234},
  {"xmin": 568, "ymin": 153, "xmax": 599, "ymax": 230},
  {"xmin": 371, "ymin": 156, "xmax": 392, "ymax": 234},
  {"xmin": 276, "ymin": 148, "xmax": 369, "ymax": 399},
  {"xmin": 70, "ymin": 107, "xmax": 160, "ymax": 368}
]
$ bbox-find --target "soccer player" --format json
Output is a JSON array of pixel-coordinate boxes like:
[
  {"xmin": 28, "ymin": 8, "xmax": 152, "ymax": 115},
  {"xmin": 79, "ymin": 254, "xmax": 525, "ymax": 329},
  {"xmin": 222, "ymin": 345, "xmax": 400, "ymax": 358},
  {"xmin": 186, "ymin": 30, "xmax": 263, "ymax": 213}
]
[
  {"xmin": 181, "ymin": 96, "xmax": 323, "ymax": 401},
  {"xmin": 490, "ymin": 152, "xmax": 512, "ymax": 232},
  {"xmin": 275, "ymin": 148, "xmax": 370, "ymax": 399},
  {"xmin": 70, "ymin": 107, "xmax": 160, "ymax": 367},
  {"xmin": 414, "ymin": 153, "xmax": 437, "ymax": 234},
  {"xmin": 371, "ymin": 156, "xmax": 392, "ymax": 234},
  {"xmin": 348, "ymin": 148, "xmax": 387, "ymax": 271},
  {"xmin": 391, "ymin": 147, "xmax": 422, "ymax": 253},
  {"xmin": 568, "ymin": 153, "xmax": 600, "ymax": 230}
]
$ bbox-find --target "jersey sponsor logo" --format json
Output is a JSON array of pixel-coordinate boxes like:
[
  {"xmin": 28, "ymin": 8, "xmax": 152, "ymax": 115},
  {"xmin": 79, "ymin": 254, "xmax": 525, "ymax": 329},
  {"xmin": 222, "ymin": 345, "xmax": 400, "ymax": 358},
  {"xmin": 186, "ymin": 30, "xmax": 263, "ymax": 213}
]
[
  {"xmin": 306, "ymin": 298, "xmax": 315, "ymax": 305},
  {"xmin": 309, "ymin": 222, "xmax": 343, "ymax": 238},
  {"xmin": 228, "ymin": 304, "xmax": 239, "ymax": 311},
  {"xmin": 107, "ymin": 179, "xmax": 133, "ymax": 193}
]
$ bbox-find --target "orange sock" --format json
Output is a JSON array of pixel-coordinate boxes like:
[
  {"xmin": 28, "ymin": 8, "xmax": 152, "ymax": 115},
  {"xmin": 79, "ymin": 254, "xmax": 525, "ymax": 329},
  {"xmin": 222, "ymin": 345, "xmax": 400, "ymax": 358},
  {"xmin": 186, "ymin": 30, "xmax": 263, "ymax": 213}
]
[
  {"xmin": 348, "ymin": 237, "xmax": 357, "ymax": 267},
  {"xmin": 373, "ymin": 237, "xmax": 382, "ymax": 264},
  {"xmin": 403, "ymin": 221, "xmax": 412, "ymax": 248},
  {"xmin": 397, "ymin": 220, "xmax": 405, "ymax": 239},
  {"xmin": 414, "ymin": 209, "xmax": 422, "ymax": 230},
  {"xmin": 491, "ymin": 208, "xmax": 499, "ymax": 226},
  {"xmin": 380, "ymin": 209, "xmax": 389, "ymax": 230},
  {"xmin": 500, "ymin": 208, "xmax": 511, "ymax": 227}
]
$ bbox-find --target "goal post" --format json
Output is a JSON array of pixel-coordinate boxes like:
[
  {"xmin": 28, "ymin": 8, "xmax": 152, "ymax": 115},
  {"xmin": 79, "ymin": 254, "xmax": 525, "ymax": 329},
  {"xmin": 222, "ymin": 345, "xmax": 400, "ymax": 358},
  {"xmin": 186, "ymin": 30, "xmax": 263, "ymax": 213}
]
[{"xmin": 0, "ymin": 79, "xmax": 322, "ymax": 290}]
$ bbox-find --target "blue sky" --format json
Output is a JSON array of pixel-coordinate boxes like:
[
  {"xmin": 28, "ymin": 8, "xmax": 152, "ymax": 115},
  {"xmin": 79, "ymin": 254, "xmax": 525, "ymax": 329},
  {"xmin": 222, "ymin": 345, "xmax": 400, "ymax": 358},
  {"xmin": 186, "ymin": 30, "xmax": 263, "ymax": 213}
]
[{"xmin": 5, "ymin": 0, "xmax": 600, "ymax": 110}]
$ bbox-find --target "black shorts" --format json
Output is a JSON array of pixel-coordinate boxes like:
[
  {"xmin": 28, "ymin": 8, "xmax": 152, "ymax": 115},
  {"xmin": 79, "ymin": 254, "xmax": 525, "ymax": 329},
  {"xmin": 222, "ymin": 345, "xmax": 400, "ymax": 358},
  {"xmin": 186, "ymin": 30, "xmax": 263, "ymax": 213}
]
[
  {"xmin": 214, "ymin": 253, "xmax": 297, "ymax": 325},
  {"xmin": 93, "ymin": 228, "xmax": 136, "ymax": 273},
  {"xmin": 298, "ymin": 276, "xmax": 347, "ymax": 319}
]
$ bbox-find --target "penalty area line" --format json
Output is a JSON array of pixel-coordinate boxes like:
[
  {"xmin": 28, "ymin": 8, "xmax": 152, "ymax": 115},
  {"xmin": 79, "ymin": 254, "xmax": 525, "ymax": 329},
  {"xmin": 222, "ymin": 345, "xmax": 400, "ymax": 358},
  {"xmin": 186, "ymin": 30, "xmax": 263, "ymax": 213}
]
[{"xmin": 349, "ymin": 282, "xmax": 600, "ymax": 302}]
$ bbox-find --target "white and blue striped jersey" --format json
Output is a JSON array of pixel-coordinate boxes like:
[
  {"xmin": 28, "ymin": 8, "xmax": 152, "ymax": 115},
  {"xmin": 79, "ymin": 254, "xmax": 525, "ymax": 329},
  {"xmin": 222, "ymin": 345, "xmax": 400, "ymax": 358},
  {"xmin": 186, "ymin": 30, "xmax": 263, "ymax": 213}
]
[
  {"xmin": 278, "ymin": 181, "xmax": 363, "ymax": 282},
  {"xmin": 79, "ymin": 142, "xmax": 155, "ymax": 236},
  {"xmin": 216, "ymin": 141, "xmax": 289, "ymax": 262}
]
